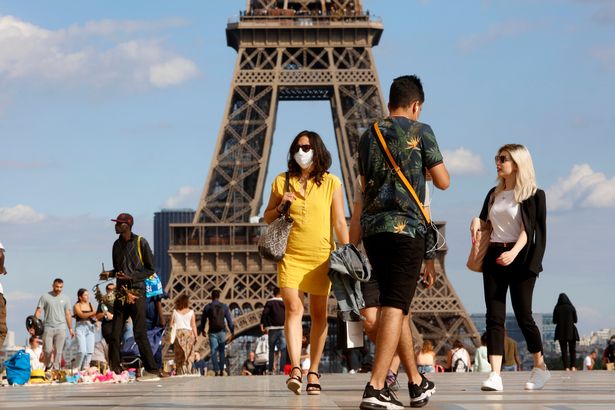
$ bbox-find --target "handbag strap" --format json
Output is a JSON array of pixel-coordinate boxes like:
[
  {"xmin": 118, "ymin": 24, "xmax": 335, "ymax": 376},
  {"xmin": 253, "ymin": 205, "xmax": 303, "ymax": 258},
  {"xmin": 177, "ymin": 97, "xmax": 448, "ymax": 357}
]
[{"xmin": 372, "ymin": 122, "xmax": 431, "ymax": 225}]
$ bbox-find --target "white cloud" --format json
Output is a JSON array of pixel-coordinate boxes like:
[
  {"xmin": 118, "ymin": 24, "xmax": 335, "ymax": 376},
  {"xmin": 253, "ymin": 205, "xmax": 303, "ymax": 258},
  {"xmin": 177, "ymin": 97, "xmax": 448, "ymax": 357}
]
[
  {"xmin": 163, "ymin": 186, "xmax": 198, "ymax": 209},
  {"xmin": 546, "ymin": 164, "xmax": 615, "ymax": 211},
  {"xmin": 150, "ymin": 57, "xmax": 199, "ymax": 88},
  {"xmin": 442, "ymin": 147, "xmax": 484, "ymax": 175},
  {"xmin": 0, "ymin": 15, "xmax": 198, "ymax": 89},
  {"xmin": 0, "ymin": 204, "xmax": 46, "ymax": 224},
  {"xmin": 458, "ymin": 19, "xmax": 533, "ymax": 52}
]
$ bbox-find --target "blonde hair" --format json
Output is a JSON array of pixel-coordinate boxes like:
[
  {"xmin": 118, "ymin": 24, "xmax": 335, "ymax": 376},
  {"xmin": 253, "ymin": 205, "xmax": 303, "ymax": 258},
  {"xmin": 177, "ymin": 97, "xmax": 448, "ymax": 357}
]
[{"xmin": 494, "ymin": 144, "xmax": 537, "ymax": 202}]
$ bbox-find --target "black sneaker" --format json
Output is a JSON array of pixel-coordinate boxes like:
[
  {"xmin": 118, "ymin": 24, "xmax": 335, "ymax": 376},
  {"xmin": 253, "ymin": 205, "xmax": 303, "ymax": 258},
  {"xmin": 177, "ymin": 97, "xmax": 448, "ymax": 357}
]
[
  {"xmin": 360, "ymin": 383, "xmax": 404, "ymax": 410},
  {"xmin": 420, "ymin": 374, "xmax": 436, "ymax": 397},
  {"xmin": 408, "ymin": 380, "xmax": 429, "ymax": 408}
]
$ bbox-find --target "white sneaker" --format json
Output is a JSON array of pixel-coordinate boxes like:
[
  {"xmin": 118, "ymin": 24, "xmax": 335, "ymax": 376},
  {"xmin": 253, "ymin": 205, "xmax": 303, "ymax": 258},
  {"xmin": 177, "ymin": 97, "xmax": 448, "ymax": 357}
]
[
  {"xmin": 525, "ymin": 366, "xmax": 550, "ymax": 390},
  {"xmin": 481, "ymin": 372, "xmax": 503, "ymax": 391}
]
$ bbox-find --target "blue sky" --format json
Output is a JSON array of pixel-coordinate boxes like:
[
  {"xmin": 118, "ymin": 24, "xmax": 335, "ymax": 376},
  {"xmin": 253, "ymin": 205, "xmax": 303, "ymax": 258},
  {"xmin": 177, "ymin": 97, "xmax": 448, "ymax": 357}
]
[{"xmin": 1, "ymin": 0, "xmax": 614, "ymax": 340}]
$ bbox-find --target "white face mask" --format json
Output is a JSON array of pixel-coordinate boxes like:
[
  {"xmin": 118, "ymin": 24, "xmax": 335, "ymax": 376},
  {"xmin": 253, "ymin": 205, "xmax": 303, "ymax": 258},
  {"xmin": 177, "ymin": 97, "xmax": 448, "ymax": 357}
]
[{"xmin": 293, "ymin": 149, "xmax": 314, "ymax": 169}]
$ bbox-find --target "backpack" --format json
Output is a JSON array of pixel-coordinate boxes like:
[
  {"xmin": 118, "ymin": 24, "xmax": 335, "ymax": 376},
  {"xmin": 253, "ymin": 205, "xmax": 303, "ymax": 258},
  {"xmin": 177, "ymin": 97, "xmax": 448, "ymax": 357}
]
[
  {"xmin": 254, "ymin": 335, "xmax": 269, "ymax": 365},
  {"xmin": 208, "ymin": 303, "xmax": 226, "ymax": 332},
  {"xmin": 451, "ymin": 348, "xmax": 469, "ymax": 372},
  {"xmin": 5, "ymin": 349, "xmax": 31, "ymax": 385}
]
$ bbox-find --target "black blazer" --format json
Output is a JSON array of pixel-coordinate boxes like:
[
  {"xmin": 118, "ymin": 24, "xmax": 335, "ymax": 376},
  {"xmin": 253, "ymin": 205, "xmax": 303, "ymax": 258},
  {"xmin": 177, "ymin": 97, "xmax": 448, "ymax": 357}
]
[{"xmin": 479, "ymin": 187, "xmax": 546, "ymax": 276}]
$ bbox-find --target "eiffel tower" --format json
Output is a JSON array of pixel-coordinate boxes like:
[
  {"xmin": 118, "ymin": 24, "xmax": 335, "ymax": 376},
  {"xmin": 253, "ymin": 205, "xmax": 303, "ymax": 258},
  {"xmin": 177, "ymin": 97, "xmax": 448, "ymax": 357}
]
[{"xmin": 163, "ymin": 0, "xmax": 479, "ymax": 362}]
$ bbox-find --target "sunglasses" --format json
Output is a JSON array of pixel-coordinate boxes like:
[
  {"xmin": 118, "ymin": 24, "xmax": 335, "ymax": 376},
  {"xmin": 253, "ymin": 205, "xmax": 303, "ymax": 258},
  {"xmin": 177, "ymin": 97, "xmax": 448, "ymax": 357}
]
[
  {"xmin": 295, "ymin": 144, "xmax": 312, "ymax": 153},
  {"xmin": 494, "ymin": 155, "xmax": 512, "ymax": 164}
]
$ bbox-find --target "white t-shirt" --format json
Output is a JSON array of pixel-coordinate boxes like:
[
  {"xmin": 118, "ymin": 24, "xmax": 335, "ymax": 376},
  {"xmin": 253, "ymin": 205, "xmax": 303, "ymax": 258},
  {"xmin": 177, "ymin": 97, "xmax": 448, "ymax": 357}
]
[
  {"xmin": 172, "ymin": 309, "xmax": 194, "ymax": 331},
  {"xmin": 26, "ymin": 345, "xmax": 44, "ymax": 370},
  {"xmin": 489, "ymin": 190, "xmax": 523, "ymax": 243},
  {"xmin": 583, "ymin": 355, "xmax": 594, "ymax": 370},
  {"xmin": 0, "ymin": 241, "xmax": 5, "ymax": 294}
]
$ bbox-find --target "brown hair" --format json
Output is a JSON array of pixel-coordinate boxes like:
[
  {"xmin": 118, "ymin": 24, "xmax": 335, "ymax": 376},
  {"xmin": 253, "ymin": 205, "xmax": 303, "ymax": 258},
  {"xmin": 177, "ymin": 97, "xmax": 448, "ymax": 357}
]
[{"xmin": 175, "ymin": 294, "xmax": 190, "ymax": 310}]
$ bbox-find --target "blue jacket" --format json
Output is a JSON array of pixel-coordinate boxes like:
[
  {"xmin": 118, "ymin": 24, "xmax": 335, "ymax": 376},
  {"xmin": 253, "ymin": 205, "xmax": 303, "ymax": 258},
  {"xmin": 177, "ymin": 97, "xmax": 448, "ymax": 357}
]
[{"xmin": 328, "ymin": 244, "xmax": 371, "ymax": 321}]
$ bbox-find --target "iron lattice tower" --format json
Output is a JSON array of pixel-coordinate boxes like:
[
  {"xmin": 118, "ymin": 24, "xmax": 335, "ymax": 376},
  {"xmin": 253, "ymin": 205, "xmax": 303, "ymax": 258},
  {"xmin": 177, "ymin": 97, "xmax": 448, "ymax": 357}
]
[{"xmin": 164, "ymin": 0, "xmax": 479, "ymax": 360}]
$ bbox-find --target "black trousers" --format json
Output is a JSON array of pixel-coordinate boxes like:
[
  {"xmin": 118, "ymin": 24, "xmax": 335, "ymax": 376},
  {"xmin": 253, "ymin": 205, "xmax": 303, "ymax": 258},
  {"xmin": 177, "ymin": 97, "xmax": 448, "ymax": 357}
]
[
  {"xmin": 482, "ymin": 246, "xmax": 543, "ymax": 356},
  {"xmin": 108, "ymin": 295, "xmax": 158, "ymax": 373},
  {"xmin": 559, "ymin": 340, "xmax": 577, "ymax": 369}
]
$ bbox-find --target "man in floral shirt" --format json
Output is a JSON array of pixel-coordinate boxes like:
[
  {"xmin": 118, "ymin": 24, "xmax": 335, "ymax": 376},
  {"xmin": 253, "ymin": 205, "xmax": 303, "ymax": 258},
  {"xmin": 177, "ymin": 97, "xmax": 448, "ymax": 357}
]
[{"xmin": 358, "ymin": 75, "xmax": 450, "ymax": 410}]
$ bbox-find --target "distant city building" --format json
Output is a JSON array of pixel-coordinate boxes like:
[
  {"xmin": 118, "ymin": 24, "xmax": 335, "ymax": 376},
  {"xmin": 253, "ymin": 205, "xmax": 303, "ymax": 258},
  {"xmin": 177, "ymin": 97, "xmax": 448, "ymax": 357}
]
[{"xmin": 154, "ymin": 209, "xmax": 195, "ymax": 286}]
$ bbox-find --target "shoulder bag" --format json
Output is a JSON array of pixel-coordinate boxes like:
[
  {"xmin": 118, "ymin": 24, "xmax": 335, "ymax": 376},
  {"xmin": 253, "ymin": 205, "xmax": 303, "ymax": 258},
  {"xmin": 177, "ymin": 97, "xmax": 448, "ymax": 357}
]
[
  {"xmin": 466, "ymin": 194, "xmax": 494, "ymax": 272},
  {"xmin": 258, "ymin": 172, "xmax": 294, "ymax": 262}
]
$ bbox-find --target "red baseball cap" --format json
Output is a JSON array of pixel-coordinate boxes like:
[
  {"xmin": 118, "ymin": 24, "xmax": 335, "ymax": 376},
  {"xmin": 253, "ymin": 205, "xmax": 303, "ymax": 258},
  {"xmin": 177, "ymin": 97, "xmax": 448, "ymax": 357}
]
[{"xmin": 111, "ymin": 213, "xmax": 134, "ymax": 226}]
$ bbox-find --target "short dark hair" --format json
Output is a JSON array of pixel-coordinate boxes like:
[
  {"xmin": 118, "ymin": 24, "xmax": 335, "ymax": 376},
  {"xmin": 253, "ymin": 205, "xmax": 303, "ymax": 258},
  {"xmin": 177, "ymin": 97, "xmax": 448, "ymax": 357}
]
[
  {"xmin": 389, "ymin": 75, "xmax": 424, "ymax": 110},
  {"xmin": 106, "ymin": 283, "xmax": 115, "ymax": 292},
  {"xmin": 211, "ymin": 289, "xmax": 221, "ymax": 300},
  {"xmin": 53, "ymin": 278, "xmax": 63, "ymax": 285},
  {"xmin": 271, "ymin": 286, "xmax": 280, "ymax": 296},
  {"xmin": 287, "ymin": 130, "xmax": 332, "ymax": 186}
]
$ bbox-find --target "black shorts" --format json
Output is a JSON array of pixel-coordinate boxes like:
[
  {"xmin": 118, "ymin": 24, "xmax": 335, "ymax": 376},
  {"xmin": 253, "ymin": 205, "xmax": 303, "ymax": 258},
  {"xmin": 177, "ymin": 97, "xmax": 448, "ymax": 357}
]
[
  {"xmin": 363, "ymin": 232, "xmax": 425, "ymax": 315},
  {"xmin": 361, "ymin": 276, "xmax": 381, "ymax": 309}
]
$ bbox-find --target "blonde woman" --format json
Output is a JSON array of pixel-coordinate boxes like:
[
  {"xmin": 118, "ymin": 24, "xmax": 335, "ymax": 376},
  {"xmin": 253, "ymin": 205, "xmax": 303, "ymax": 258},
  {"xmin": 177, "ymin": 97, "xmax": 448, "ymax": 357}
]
[
  {"xmin": 263, "ymin": 130, "xmax": 349, "ymax": 395},
  {"xmin": 470, "ymin": 144, "xmax": 548, "ymax": 392},
  {"xmin": 169, "ymin": 294, "xmax": 197, "ymax": 375}
]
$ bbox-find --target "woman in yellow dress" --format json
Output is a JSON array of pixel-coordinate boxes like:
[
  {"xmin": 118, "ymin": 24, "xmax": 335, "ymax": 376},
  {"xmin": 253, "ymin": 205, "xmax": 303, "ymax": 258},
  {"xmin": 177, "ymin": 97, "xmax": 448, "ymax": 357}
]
[{"xmin": 263, "ymin": 130, "xmax": 349, "ymax": 395}]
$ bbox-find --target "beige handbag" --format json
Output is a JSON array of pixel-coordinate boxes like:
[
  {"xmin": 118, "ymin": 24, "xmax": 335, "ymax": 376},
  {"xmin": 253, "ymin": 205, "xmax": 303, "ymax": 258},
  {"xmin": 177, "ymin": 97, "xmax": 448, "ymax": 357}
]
[
  {"xmin": 466, "ymin": 220, "xmax": 492, "ymax": 272},
  {"xmin": 466, "ymin": 193, "xmax": 494, "ymax": 272}
]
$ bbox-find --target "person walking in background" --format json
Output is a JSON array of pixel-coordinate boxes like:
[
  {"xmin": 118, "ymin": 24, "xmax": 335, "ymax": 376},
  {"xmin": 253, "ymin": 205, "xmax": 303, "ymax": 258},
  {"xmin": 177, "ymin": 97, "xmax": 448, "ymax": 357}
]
[
  {"xmin": 0, "ymin": 242, "xmax": 7, "ymax": 348},
  {"xmin": 263, "ymin": 130, "xmax": 349, "ymax": 395},
  {"xmin": 470, "ymin": 144, "xmax": 549, "ymax": 392},
  {"xmin": 73, "ymin": 288, "xmax": 97, "ymax": 371},
  {"xmin": 199, "ymin": 289, "xmax": 234, "ymax": 376},
  {"xmin": 34, "ymin": 278, "xmax": 74, "ymax": 370},
  {"xmin": 553, "ymin": 292, "xmax": 579, "ymax": 371},
  {"xmin": 502, "ymin": 333, "xmax": 521, "ymax": 371},
  {"xmin": 583, "ymin": 350, "xmax": 597, "ymax": 370},
  {"xmin": 99, "ymin": 212, "xmax": 161, "ymax": 381},
  {"xmin": 260, "ymin": 286, "xmax": 286, "ymax": 375},
  {"xmin": 416, "ymin": 340, "xmax": 436, "ymax": 374},
  {"xmin": 473, "ymin": 333, "xmax": 492, "ymax": 373},
  {"xmin": 170, "ymin": 293, "xmax": 197, "ymax": 375},
  {"xmin": 357, "ymin": 75, "xmax": 449, "ymax": 409}
]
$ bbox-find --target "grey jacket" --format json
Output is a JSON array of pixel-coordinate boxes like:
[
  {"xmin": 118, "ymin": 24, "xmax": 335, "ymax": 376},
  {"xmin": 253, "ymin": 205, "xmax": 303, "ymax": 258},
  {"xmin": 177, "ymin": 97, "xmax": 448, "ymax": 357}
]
[{"xmin": 328, "ymin": 244, "xmax": 371, "ymax": 321}]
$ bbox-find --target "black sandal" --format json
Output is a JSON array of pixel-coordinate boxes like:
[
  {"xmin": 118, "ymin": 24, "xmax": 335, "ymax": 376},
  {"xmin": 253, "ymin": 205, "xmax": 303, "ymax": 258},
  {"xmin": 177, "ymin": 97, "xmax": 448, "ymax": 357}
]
[
  {"xmin": 286, "ymin": 366, "xmax": 302, "ymax": 395},
  {"xmin": 306, "ymin": 371, "xmax": 321, "ymax": 395}
]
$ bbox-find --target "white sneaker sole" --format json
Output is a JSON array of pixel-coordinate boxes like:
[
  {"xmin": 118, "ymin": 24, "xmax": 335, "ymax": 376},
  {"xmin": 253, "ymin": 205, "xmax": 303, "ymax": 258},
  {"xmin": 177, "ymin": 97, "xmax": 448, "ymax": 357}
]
[{"xmin": 360, "ymin": 397, "xmax": 404, "ymax": 410}]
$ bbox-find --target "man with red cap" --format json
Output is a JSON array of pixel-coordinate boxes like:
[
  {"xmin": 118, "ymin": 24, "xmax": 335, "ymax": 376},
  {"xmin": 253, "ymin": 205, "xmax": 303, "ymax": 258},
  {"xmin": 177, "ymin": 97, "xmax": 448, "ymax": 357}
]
[{"xmin": 100, "ymin": 213, "xmax": 161, "ymax": 381}]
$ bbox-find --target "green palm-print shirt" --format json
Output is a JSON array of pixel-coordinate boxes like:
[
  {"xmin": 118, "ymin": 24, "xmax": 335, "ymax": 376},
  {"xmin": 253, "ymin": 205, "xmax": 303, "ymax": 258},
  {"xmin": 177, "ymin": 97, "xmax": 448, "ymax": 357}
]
[{"xmin": 358, "ymin": 116, "xmax": 443, "ymax": 239}]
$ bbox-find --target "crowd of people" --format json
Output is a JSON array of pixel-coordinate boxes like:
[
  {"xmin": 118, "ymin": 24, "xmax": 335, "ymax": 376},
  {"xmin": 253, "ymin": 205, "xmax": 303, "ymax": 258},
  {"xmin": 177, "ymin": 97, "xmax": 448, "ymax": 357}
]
[{"xmin": 0, "ymin": 73, "xmax": 612, "ymax": 410}]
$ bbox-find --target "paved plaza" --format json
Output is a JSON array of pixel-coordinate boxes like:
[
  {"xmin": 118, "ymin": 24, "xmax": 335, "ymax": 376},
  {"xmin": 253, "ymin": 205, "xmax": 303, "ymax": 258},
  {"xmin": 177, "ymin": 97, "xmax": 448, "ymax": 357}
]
[{"xmin": 1, "ymin": 371, "xmax": 614, "ymax": 409}]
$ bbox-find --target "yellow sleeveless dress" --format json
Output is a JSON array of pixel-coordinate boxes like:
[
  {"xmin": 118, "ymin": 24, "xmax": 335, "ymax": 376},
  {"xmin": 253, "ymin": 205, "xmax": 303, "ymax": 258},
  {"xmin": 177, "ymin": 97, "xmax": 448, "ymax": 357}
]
[{"xmin": 271, "ymin": 172, "xmax": 341, "ymax": 296}]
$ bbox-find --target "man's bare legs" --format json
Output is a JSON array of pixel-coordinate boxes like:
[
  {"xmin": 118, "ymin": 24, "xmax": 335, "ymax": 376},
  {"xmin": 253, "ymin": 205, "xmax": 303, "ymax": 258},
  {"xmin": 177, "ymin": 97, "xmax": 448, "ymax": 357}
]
[{"xmin": 361, "ymin": 306, "xmax": 401, "ymax": 375}]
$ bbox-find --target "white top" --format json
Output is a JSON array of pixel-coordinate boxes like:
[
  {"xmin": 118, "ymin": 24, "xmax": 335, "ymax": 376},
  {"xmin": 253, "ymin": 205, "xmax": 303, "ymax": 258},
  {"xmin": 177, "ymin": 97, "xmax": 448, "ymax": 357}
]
[
  {"xmin": 172, "ymin": 309, "xmax": 194, "ymax": 330},
  {"xmin": 489, "ymin": 190, "xmax": 523, "ymax": 243},
  {"xmin": 583, "ymin": 355, "xmax": 593, "ymax": 370},
  {"xmin": 26, "ymin": 345, "xmax": 45, "ymax": 370},
  {"xmin": 0, "ymin": 241, "xmax": 4, "ymax": 294}
]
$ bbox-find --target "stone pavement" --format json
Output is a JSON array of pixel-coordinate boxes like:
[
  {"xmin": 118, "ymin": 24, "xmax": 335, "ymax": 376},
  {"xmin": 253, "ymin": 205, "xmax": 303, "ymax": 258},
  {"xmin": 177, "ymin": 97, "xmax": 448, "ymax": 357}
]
[{"xmin": 1, "ymin": 371, "xmax": 614, "ymax": 409}]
